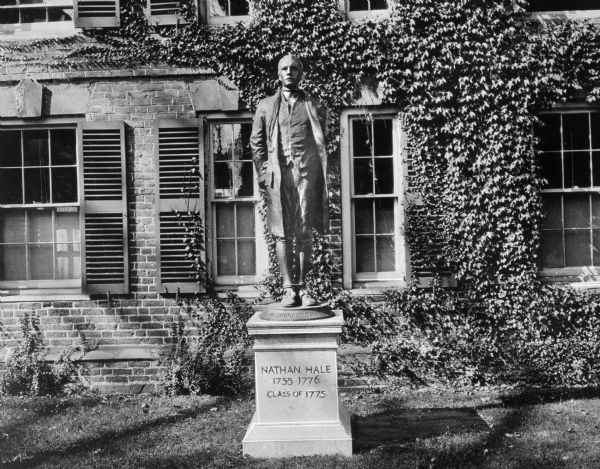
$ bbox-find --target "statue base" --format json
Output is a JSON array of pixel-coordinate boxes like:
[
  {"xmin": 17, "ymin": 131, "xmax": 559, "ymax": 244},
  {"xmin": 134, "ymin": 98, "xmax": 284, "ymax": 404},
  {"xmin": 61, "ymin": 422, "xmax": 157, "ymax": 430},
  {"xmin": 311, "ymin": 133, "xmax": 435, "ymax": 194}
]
[{"xmin": 242, "ymin": 307, "xmax": 353, "ymax": 458}]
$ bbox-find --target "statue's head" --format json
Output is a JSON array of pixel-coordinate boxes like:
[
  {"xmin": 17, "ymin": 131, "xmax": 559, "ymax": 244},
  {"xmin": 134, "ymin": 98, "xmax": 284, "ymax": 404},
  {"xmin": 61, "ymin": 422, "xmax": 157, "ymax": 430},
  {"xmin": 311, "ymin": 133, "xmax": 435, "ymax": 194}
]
[{"xmin": 277, "ymin": 55, "xmax": 303, "ymax": 90}]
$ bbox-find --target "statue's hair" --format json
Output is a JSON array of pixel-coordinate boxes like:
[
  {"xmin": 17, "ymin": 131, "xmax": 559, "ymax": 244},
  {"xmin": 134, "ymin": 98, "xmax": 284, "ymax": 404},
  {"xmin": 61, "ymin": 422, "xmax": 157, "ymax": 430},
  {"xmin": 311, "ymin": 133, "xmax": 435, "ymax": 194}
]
[{"xmin": 278, "ymin": 54, "xmax": 304, "ymax": 75}]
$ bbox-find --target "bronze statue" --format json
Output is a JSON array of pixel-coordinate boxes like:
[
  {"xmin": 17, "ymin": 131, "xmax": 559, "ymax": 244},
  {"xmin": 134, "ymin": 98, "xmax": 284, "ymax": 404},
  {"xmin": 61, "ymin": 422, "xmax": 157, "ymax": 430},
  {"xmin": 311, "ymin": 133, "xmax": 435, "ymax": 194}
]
[{"xmin": 251, "ymin": 55, "xmax": 329, "ymax": 307}]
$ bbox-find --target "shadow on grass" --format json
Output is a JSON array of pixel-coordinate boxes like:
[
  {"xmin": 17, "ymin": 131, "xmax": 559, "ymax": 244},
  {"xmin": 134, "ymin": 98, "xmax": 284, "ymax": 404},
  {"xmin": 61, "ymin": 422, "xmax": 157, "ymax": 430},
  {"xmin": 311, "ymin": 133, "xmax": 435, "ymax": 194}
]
[
  {"xmin": 0, "ymin": 399, "xmax": 221, "ymax": 469},
  {"xmin": 354, "ymin": 407, "xmax": 490, "ymax": 452}
]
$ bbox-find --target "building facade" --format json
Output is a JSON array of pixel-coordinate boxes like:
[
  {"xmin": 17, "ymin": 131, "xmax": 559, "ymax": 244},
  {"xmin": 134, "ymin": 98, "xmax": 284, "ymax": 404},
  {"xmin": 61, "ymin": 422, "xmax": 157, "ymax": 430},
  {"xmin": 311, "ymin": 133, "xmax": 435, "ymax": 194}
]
[{"xmin": 1, "ymin": 1, "xmax": 599, "ymax": 392}]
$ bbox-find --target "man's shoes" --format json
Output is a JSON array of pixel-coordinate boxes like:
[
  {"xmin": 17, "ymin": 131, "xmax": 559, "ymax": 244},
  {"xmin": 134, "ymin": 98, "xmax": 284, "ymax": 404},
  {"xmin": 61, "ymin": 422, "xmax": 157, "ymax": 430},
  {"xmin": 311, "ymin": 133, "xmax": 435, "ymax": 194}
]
[
  {"xmin": 281, "ymin": 287, "xmax": 297, "ymax": 307},
  {"xmin": 299, "ymin": 289, "xmax": 318, "ymax": 307}
]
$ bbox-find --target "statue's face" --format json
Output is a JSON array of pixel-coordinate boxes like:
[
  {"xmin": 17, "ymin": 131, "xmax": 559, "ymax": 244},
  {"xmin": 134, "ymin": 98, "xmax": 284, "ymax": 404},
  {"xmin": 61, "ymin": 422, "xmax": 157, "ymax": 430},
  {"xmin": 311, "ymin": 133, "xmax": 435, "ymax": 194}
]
[{"xmin": 278, "ymin": 57, "xmax": 302, "ymax": 90}]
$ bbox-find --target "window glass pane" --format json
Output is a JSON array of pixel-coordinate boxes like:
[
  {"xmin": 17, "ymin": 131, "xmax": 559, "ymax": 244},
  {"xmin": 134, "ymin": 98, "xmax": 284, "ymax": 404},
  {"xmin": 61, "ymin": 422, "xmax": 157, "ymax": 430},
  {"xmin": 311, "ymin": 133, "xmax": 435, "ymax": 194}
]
[
  {"xmin": 352, "ymin": 120, "xmax": 371, "ymax": 157},
  {"xmin": 374, "ymin": 157, "xmax": 394, "ymax": 194},
  {"xmin": 230, "ymin": 0, "xmax": 249, "ymax": 16},
  {"xmin": 349, "ymin": 0, "xmax": 369, "ymax": 10},
  {"xmin": 21, "ymin": 0, "xmax": 44, "ymax": 4},
  {"xmin": 213, "ymin": 124, "xmax": 232, "ymax": 161},
  {"xmin": 55, "ymin": 211, "xmax": 81, "ymax": 280},
  {"xmin": 373, "ymin": 119, "xmax": 393, "ymax": 156},
  {"xmin": 593, "ymin": 194, "xmax": 600, "ymax": 228},
  {"xmin": 0, "ymin": 0, "xmax": 17, "ymax": 6},
  {"xmin": 564, "ymin": 194, "xmax": 590, "ymax": 228},
  {"xmin": 592, "ymin": 114, "xmax": 600, "ymax": 149},
  {"xmin": 594, "ymin": 230, "xmax": 600, "ymax": 266},
  {"xmin": 376, "ymin": 235, "xmax": 395, "ymax": 271},
  {"xmin": 23, "ymin": 130, "xmax": 49, "ymax": 166},
  {"xmin": 529, "ymin": 0, "xmax": 600, "ymax": 11},
  {"xmin": 370, "ymin": 0, "xmax": 388, "ymax": 9},
  {"xmin": 30, "ymin": 244, "xmax": 54, "ymax": 279},
  {"xmin": 217, "ymin": 239, "xmax": 236, "ymax": 275},
  {"xmin": 27, "ymin": 211, "xmax": 52, "ymax": 243},
  {"xmin": 536, "ymin": 115, "xmax": 561, "ymax": 152},
  {"xmin": 375, "ymin": 198, "xmax": 394, "ymax": 234},
  {"xmin": 233, "ymin": 123, "xmax": 252, "ymax": 160},
  {"xmin": 0, "ymin": 169, "xmax": 23, "ymax": 204},
  {"xmin": 563, "ymin": 113, "xmax": 590, "ymax": 151},
  {"xmin": 214, "ymin": 162, "xmax": 232, "ymax": 198},
  {"xmin": 56, "ymin": 242, "xmax": 80, "ymax": 279},
  {"xmin": 542, "ymin": 194, "xmax": 562, "ymax": 230},
  {"xmin": 355, "ymin": 236, "xmax": 375, "ymax": 272},
  {"xmin": 48, "ymin": 7, "xmax": 71, "ymax": 21},
  {"xmin": 0, "ymin": 131, "xmax": 22, "ymax": 167},
  {"xmin": 55, "ymin": 211, "xmax": 80, "ymax": 243},
  {"xmin": 24, "ymin": 168, "xmax": 50, "ymax": 204},
  {"xmin": 216, "ymin": 203, "xmax": 235, "ymax": 237},
  {"xmin": 232, "ymin": 162, "xmax": 254, "ymax": 197},
  {"xmin": 353, "ymin": 159, "xmax": 372, "ymax": 195},
  {"xmin": 236, "ymin": 202, "xmax": 255, "ymax": 238},
  {"xmin": 540, "ymin": 230, "xmax": 563, "ymax": 268},
  {"xmin": 354, "ymin": 199, "xmax": 373, "ymax": 234},
  {"xmin": 50, "ymin": 129, "xmax": 76, "ymax": 165},
  {"xmin": 565, "ymin": 230, "xmax": 591, "ymax": 266},
  {"xmin": 21, "ymin": 8, "xmax": 46, "ymax": 22},
  {"xmin": 52, "ymin": 167, "xmax": 78, "ymax": 203},
  {"xmin": 210, "ymin": 0, "xmax": 229, "ymax": 15},
  {"xmin": 563, "ymin": 151, "xmax": 591, "ymax": 188},
  {"xmin": 0, "ymin": 9, "xmax": 19, "ymax": 24},
  {"xmin": 237, "ymin": 239, "xmax": 255, "ymax": 275},
  {"xmin": 539, "ymin": 152, "xmax": 562, "ymax": 188},
  {"xmin": 1, "ymin": 210, "xmax": 25, "ymax": 243},
  {"xmin": 593, "ymin": 151, "xmax": 600, "ymax": 186},
  {"xmin": 0, "ymin": 245, "xmax": 26, "ymax": 280}
]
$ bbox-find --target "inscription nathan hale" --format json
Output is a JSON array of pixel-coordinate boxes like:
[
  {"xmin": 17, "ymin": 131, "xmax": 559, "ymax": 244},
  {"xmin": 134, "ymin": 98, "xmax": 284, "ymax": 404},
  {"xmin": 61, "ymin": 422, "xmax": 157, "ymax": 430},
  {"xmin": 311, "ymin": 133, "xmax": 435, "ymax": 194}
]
[{"xmin": 261, "ymin": 364, "xmax": 331, "ymax": 399}]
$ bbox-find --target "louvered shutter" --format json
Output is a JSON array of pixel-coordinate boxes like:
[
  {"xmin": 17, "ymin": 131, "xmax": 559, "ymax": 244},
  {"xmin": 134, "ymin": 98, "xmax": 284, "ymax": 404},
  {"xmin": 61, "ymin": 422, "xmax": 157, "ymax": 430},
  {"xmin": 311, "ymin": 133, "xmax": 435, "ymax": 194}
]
[
  {"xmin": 146, "ymin": 0, "xmax": 190, "ymax": 25},
  {"xmin": 74, "ymin": 0, "xmax": 120, "ymax": 28},
  {"xmin": 155, "ymin": 119, "xmax": 205, "ymax": 294},
  {"xmin": 80, "ymin": 121, "xmax": 128, "ymax": 294}
]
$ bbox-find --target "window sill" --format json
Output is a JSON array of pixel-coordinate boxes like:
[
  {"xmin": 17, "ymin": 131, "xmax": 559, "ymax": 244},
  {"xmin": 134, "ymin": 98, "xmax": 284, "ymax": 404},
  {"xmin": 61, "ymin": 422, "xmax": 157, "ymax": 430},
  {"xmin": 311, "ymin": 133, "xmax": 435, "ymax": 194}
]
[
  {"xmin": 0, "ymin": 293, "xmax": 91, "ymax": 303},
  {"xmin": 0, "ymin": 22, "xmax": 79, "ymax": 41},
  {"xmin": 529, "ymin": 10, "xmax": 600, "ymax": 22}
]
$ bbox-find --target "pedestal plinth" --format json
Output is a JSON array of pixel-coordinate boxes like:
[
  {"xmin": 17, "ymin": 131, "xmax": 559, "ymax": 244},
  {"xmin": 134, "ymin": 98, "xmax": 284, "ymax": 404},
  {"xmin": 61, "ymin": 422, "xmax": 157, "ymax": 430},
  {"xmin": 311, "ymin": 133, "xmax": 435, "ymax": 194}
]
[{"xmin": 242, "ymin": 305, "xmax": 352, "ymax": 458}]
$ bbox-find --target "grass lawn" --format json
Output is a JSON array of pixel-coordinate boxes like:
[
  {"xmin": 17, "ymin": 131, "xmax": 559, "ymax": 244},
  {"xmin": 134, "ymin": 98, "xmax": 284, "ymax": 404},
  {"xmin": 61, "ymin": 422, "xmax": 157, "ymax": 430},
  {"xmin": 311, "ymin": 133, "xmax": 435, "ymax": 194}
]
[{"xmin": 1, "ymin": 386, "xmax": 600, "ymax": 468}]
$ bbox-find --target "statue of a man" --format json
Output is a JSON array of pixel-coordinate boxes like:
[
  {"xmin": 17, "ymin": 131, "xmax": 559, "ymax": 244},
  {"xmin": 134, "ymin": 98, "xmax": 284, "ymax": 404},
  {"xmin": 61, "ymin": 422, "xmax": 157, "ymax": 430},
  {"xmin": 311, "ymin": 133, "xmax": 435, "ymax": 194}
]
[{"xmin": 251, "ymin": 55, "xmax": 329, "ymax": 307}]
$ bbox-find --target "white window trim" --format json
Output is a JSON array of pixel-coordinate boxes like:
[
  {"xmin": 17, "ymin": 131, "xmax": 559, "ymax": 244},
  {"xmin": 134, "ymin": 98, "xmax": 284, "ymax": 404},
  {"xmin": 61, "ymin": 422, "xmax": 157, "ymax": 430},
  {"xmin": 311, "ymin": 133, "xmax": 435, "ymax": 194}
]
[
  {"xmin": 530, "ymin": 10, "xmax": 600, "ymax": 22},
  {"xmin": 0, "ymin": 121, "xmax": 84, "ymax": 294},
  {"xmin": 339, "ymin": 0, "xmax": 391, "ymax": 20},
  {"xmin": 206, "ymin": 115, "xmax": 267, "ymax": 288},
  {"xmin": 340, "ymin": 107, "xmax": 409, "ymax": 290},
  {"xmin": 0, "ymin": 0, "xmax": 78, "ymax": 39},
  {"xmin": 203, "ymin": 0, "xmax": 252, "ymax": 25},
  {"xmin": 538, "ymin": 108, "xmax": 600, "ymax": 283}
]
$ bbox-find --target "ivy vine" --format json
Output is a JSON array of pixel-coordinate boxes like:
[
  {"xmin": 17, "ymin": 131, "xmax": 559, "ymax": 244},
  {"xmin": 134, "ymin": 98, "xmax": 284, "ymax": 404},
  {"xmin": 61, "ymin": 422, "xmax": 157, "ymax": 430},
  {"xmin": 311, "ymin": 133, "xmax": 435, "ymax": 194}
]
[{"xmin": 61, "ymin": 0, "xmax": 600, "ymax": 300}]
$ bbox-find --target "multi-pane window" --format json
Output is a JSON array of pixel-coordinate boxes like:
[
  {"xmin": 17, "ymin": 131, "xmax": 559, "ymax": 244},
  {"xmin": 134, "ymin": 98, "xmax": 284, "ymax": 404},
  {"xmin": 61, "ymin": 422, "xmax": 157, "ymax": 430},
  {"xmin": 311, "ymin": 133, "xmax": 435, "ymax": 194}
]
[
  {"xmin": 348, "ymin": 0, "xmax": 388, "ymax": 12},
  {"xmin": 341, "ymin": 112, "xmax": 406, "ymax": 288},
  {"xmin": 537, "ymin": 112, "xmax": 600, "ymax": 269},
  {"xmin": 0, "ymin": 0, "xmax": 72, "ymax": 25},
  {"xmin": 210, "ymin": 121, "xmax": 257, "ymax": 282},
  {"xmin": 0, "ymin": 128, "xmax": 81, "ymax": 286},
  {"xmin": 207, "ymin": 0, "xmax": 249, "ymax": 21}
]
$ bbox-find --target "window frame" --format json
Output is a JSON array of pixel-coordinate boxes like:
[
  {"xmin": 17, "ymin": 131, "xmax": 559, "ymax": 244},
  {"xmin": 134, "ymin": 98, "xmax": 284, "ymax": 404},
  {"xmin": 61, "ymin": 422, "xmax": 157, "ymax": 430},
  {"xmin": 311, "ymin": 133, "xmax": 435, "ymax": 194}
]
[
  {"xmin": 340, "ymin": 108, "xmax": 408, "ymax": 290},
  {"xmin": 0, "ymin": 0, "xmax": 76, "ymax": 36},
  {"xmin": 0, "ymin": 120, "xmax": 84, "ymax": 294},
  {"xmin": 206, "ymin": 114, "xmax": 267, "ymax": 289},
  {"xmin": 538, "ymin": 107, "xmax": 600, "ymax": 282},
  {"xmin": 202, "ymin": 0, "xmax": 252, "ymax": 25},
  {"xmin": 339, "ymin": 0, "xmax": 390, "ymax": 20}
]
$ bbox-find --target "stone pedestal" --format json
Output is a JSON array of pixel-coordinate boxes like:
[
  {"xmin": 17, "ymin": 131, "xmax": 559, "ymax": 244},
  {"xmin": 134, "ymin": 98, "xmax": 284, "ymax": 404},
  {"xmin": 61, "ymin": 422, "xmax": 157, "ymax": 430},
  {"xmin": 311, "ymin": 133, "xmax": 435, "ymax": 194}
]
[{"xmin": 242, "ymin": 306, "xmax": 352, "ymax": 458}]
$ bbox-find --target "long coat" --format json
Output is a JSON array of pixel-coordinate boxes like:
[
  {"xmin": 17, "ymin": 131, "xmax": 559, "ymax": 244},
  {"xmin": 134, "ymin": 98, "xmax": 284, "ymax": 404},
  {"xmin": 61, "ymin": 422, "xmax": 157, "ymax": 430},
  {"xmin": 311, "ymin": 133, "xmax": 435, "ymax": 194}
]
[{"xmin": 250, "ymin": 91, "xmax": 329, "ymax": 237}]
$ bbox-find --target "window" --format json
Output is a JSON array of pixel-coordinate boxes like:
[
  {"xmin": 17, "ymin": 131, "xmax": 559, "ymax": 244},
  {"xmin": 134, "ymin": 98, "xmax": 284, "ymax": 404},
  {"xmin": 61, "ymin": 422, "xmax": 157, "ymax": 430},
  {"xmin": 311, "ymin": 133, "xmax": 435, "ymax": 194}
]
[
  {"xmin": 343, "ymin": 0, "xmax": 389, "ymax": 19},
  {"xmin": 0, "ymin": 128, "xmax": 80, "ymax": 289},
  {"xmin": 537, "ymin": 111, "xmax": 600, "ymax": 275},
  {"xmin": 529, "ymin": 0, "xmax": 600, "ymax": 11},
  {"xmin": 340, "ymin": 110, "xmax": 407, "ymax": 289},
  {"xmin": 209, "ymin": 120, "xmax": 264, "ymax": 285},
  {"xmin": 205, "ymin": 0, "xmax": 250, "ymax": 24},
  {"xmin": 0, "ymin": 0, "xmax": 75, "ymax": 36},
  {"xmin": 0, "ymin": 122, "xmax": 128, "ymax": 296}
]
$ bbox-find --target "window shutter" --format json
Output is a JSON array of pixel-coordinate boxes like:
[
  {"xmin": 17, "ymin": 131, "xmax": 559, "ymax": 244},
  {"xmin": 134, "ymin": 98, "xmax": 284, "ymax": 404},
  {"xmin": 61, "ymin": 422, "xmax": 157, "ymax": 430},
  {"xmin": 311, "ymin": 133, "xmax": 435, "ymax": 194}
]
[
  {"xmin": 146, "ymin": 0, "xmax": 190, "ymax": 25},
  {"xmin": 80, "ymin": 121, "xmax": 128, "ymax": 295},
  {"xmin": 155, "ymin": 119, "xmax": 205, "ymax": 294},
  {"xmin": 74, "ymin": 0, "xmax": 120, "ymax": 28}
]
